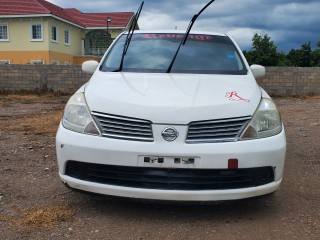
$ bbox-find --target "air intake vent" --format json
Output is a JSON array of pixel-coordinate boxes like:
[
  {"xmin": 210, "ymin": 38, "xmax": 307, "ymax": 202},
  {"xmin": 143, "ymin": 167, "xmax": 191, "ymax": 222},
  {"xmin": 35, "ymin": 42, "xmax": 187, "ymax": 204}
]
[
  {"xmin": 186, "ymin": 116, "xmax": 251, "ymax": 143},
  {"xmin": 92, "ymin": 112, "xmax": 153, "ymax": 142},
  {"xmin": 65, "ymin": 161, "xmax": 275, "ymax": 190}
]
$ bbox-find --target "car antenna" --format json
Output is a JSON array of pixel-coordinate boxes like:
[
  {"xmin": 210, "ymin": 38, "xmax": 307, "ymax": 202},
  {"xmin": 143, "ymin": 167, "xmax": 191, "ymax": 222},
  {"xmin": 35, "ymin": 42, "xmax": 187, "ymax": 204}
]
[
  {"xmin": 167, "ymin": 0, "xmax": 215, "ymax": 73},
  {"xmin": 115, "ymin": 1, "xmax": 144, "ymax": 72}
]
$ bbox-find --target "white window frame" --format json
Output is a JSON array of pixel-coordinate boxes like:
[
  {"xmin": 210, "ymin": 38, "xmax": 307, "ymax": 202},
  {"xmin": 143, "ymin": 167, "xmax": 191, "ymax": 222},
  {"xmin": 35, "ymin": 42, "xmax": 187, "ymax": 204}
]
[
  {"xmin": 30, "ymin": 60, "xmax": 45, "ymax": 65},
  {"xmin": 64, "ymin": 29, "xmax": 71, "ymax": 45},
  {"xmin": 30, "ymin": 23, "xmax": 43, "ymax": 41},
  {"xmin": 0, "ymin": 60, "xmax": 11, "ymax": 64},
  {"xmin": 51, "ymin": 60, "xmax": 59, "ymax": 65},
  {"xmin": 51, "ymin": 26, "xmax": 58, "ymax": 43},
  {"xmin": 0, "ymin": 24, "xmax": 9, "ymax": 41}
]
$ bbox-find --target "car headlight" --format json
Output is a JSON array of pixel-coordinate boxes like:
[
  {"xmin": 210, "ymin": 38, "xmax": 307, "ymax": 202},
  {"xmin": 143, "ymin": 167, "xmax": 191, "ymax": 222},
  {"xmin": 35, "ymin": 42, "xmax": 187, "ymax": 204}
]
[
  {"xmin": 62, "ymin": 92, "xmax": 100, "ymax": 135},
  {"xmin": 241, "ymin": 98, "xmax": 282, "ymax": 140}
]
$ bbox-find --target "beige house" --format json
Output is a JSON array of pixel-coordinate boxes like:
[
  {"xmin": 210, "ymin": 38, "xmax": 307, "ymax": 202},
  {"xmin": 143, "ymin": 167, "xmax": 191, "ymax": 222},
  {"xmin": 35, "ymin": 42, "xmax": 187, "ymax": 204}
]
[{"xmin": 0, "ymin": 0, "xmax": 136, "ymax": 65}]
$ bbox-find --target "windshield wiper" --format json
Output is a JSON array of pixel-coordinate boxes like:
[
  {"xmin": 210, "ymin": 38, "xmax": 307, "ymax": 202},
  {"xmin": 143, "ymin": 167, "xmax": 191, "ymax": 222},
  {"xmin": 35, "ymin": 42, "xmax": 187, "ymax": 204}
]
[
  {"xmin": 166, "ymin": 0, "xmax": 215, "ymax": 73},
  {"xmin": 114, "ymin": 1, "xmax": 144, "ymax": 72}
]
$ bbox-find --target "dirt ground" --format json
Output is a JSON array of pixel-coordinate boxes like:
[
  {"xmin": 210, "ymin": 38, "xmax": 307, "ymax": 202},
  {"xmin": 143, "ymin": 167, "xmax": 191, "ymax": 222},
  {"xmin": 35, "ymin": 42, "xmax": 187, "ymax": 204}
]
[{"xmin": 0, "ymin": 94, "xmax": 320, "ymax": 240}]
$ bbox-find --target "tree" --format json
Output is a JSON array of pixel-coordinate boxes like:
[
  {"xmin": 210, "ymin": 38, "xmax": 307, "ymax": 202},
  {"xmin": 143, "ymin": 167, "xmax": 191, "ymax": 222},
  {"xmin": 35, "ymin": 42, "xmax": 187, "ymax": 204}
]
[
  {"xmin": 287, "ymin": 42, "xmax": 312, "ymax": 67},
  {"xmin": 243, "ymin": 33, "xmax": 279, "ymax": 66},
  {"xmin": 243, "ymin": 34, "xmax": 319, "ymax": 67},
  {"xmin": 242, "ymin": 50, "xmax": 254, "ymax": 65},
  {"xmin": 277, "ymin": 51, "xmax": 291, "ymax": 66},
  {"xmin": 311, "ymin": 41, "xmax": 320, "ymax": 67}
]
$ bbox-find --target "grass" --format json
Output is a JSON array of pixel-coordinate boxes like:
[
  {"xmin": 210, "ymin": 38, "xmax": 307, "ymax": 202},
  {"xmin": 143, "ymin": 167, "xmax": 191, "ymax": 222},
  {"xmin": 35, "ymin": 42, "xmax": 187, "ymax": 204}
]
[
  {"xmin": 303, "ymin": 95, "xmax": 320, "ymax": 99},
  {"xmin": 0, "ymin": 93, "xmax": 69, "ymax": 104},
  {"xmin": 1, "ymin": 93, "xmax": 66, "ymax": 136},
  {"xmin": 0, "ymin": 204, "xmax": 75, "ymax": 230},
  {"xmin": 1, "ymin": 111, "xmax": 63, "ymax": 136},
  {"xmin": 21, "ymin": 204, "xmax": 74, "ymax": 229}
]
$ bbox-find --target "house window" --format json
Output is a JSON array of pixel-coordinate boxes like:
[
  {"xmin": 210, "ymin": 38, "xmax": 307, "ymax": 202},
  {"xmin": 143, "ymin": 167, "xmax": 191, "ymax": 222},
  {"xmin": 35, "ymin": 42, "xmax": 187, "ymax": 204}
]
[
  {"xmin": 0, "ymin": 24, "xmax": 9, "ymax": 41},
  {"xmin": 64, "ymin": 30, "xmax": 70, "ymax": 45},
  {"xmin": 51, "ymin": 60, "xmax": 59, "ymax": 65},
  {"xmin": 51, "ymin": 26, "xmax": 58, "ymax": 42},
  {"xmin": 31, "ymin": 24, "xmax": 43, "ymax": 41},
  {"xmin": 0, "ymin": 60, "xmax": 10, "ymax": 64},
  {"xmin": 30, "ymin": 60, "xmax": 44, "ymax": 65}
]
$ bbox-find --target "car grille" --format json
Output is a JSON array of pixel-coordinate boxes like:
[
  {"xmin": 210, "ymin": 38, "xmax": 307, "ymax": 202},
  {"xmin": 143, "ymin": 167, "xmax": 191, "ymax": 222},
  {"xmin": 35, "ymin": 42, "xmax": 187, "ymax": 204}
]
[
  {"xmin": 65, "ymin": 161, "xmax": 274, "ymax": 191},
  {"xmin": 186, "ymin": 116, "xmax": 251, "ymax": 143},
  {"xmin": 92, "ymin": 112, "xmax": 154, "ymax": 142}
]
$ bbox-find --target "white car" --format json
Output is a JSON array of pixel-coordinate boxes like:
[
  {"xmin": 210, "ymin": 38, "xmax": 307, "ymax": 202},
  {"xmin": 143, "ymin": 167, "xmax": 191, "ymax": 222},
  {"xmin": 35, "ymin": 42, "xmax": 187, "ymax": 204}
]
[{"xmin": 56, "ymin": 30, "xmax": 286, "ymax": 201}]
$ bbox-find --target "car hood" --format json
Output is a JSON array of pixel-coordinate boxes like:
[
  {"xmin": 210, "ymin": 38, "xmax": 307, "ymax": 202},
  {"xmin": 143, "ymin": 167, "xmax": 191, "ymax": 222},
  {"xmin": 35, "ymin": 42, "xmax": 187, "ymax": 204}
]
[{"xmin": 85, "ymin": 71, "xmax": 261, "ymax": 124}]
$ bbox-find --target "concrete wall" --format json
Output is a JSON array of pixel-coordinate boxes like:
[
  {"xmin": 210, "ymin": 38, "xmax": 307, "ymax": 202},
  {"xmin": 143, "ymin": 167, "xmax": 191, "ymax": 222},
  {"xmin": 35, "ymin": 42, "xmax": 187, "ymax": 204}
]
[
  {"xmin": 0, "ymin": 65, "xmax": 319, "ymax": 96},
  {"xmin": 0, "ymin": 65, "xmax": 91, "ymax": 93},
  {"xmin": 257, "ymin": 67, "xmax": 320, "ymax": 96}
]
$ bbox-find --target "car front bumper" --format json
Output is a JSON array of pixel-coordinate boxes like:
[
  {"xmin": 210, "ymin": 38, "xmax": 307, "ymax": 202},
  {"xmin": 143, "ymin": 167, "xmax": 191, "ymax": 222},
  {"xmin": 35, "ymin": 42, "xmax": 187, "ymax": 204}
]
[{"xmin": 56, "ymin": 123, "xmax": 286, "ymax": 201}]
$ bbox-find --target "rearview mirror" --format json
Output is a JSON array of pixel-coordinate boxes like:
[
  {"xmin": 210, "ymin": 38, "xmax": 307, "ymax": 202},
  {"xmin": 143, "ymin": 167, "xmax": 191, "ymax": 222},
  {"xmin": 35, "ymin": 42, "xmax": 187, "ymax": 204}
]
[
  {"xmin": 250, "ymin": 65, "xmax": 265, "ymax": 79},
  {"xmin": 82, "ymin": 60, "xmax": 99, "ymax": 74}
]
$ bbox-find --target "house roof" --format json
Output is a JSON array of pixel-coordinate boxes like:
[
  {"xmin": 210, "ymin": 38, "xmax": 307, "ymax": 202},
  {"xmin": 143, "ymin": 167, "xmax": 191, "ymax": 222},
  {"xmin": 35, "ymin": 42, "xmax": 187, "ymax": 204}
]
[
  {"xmin": 64, "ymin": 9, "xmax": 135, "ymax": 28},
  {"xmin": 0, "ymin": 0, "xmax": 134, "ymax": 28}
]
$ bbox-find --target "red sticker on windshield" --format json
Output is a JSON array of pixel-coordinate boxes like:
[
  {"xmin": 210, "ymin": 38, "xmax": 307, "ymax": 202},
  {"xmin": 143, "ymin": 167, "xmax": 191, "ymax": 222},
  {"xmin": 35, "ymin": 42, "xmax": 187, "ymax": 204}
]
[
  {"xmin": 226, "ymin": 91, "xmax": 250, "ymax": 102},
  {"xmin": 143, "ymin": 34, "xmax": 213, "ymax": 41}
]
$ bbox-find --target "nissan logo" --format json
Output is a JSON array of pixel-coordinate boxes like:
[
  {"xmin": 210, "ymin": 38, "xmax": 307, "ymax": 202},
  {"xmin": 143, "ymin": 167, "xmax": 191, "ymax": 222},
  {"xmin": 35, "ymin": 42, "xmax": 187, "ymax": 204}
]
[{"xmin": 161, "ymin": 127, "xmax": 179, "ymax": 142}]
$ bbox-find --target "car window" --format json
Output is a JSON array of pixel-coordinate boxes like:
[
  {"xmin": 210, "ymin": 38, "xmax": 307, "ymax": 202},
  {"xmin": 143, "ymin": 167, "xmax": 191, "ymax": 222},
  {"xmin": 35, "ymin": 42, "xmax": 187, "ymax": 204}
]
[{"xmin": 101, "ymin": 33, "xmax": 247, "ymax": 74}]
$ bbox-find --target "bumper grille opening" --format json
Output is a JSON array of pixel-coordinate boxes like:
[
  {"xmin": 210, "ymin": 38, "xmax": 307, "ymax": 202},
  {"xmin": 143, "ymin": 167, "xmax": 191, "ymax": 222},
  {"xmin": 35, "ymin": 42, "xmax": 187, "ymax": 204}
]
[{"xmin": 65, "ymin": 161, "xmax": 274, "ymax": 191}]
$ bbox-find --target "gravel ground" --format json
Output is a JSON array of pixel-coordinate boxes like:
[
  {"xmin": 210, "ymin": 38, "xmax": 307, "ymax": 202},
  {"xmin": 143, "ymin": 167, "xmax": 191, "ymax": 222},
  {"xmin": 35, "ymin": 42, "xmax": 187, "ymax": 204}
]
[{"xmin": 0, "ymin": 95, "xmax": 319, "ymax": 240}]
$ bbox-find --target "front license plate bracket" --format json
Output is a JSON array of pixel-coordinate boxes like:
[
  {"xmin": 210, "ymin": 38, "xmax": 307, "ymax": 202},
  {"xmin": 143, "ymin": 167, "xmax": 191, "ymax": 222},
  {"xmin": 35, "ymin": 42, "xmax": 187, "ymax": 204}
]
[{"xmin": 138, "ymin": 156, "xmax": 200, "ymax": 168}]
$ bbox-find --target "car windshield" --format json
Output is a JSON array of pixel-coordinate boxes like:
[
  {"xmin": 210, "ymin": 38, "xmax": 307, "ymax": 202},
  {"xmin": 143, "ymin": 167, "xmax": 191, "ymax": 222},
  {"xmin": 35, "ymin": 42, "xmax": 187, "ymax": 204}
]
[{"xmin": 100, "ymin": 33, "xmax": 247, "ymax": 74}]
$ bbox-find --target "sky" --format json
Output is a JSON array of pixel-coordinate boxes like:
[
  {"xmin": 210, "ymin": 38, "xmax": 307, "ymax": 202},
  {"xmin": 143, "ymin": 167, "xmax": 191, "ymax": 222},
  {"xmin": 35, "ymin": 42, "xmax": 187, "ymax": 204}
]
[{"xmin": 47, "ymin": 0, "xmax": 320, "ymax": 52}]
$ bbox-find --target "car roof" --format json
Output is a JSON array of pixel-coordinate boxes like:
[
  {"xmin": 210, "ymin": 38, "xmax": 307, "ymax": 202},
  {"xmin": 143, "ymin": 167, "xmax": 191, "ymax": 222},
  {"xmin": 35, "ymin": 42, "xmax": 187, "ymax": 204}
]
[{"xmin": 124, "ymin": 30, "xmax": 227, "ymax": 37}]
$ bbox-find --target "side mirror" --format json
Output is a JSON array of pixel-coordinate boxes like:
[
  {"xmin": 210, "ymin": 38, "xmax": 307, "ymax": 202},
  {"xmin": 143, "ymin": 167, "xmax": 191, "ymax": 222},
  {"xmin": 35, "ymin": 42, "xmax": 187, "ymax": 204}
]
[
  {"xmin": 82, "ymin": 60, "xmax": 99, "ymax": 74},
  {"xmin": 250, "ymin": 65, "xmax": 265, "ymax": 79}
]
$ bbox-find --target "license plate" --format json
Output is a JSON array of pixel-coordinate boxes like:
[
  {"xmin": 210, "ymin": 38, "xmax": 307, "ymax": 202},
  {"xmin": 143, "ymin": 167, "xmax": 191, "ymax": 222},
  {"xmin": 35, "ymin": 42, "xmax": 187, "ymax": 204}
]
[{"xmin": 138, "ymin": 156, "xmax": 200, "ymax": 168}]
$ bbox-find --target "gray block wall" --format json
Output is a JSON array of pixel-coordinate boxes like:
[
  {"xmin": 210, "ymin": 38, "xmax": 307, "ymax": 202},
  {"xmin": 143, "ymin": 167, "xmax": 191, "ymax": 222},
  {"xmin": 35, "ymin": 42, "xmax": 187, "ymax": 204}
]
[
  {"xmin": 257, "ymin": 67, "xmax": 320, "ymax": 96},
  {"xmin": 0, "ymin": 65, "xmax": 92, "ymax": 93}
]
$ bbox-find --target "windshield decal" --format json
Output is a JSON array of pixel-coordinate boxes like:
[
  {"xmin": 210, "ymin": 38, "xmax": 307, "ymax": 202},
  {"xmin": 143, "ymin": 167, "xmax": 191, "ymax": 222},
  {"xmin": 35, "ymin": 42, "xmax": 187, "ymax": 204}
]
[
  {"xmin": 143, "ymin": 34, "xmax": 213, "ymax": 41},
  {"xmin": 226, "ymin": 91, "xmax": 250, "ymax": 102}
]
